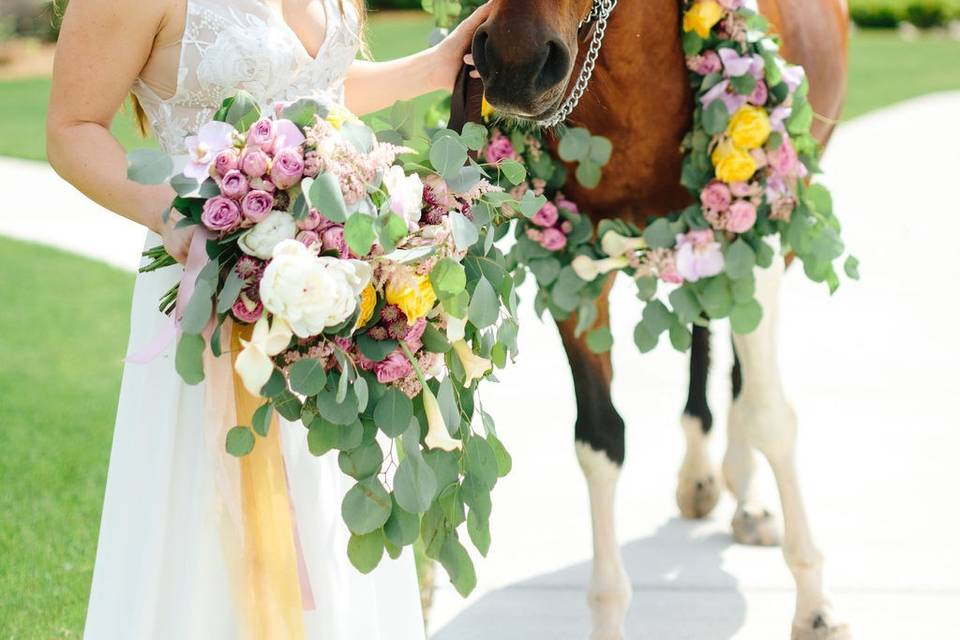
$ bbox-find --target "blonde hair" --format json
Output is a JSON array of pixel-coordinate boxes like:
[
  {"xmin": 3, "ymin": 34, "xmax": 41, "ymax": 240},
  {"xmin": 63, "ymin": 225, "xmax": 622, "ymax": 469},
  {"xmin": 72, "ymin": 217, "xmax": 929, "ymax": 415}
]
[{"xmin": 127, "ymin": 0, "xmax": 368, "ymax": 135}]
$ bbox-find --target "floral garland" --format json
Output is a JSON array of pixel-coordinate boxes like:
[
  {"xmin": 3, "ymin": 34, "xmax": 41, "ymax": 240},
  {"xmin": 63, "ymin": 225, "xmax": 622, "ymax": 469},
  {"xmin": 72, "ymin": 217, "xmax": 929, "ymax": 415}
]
[{"xmin": 468, "ymin": 0, "xmax": 856, "ymax": 353}]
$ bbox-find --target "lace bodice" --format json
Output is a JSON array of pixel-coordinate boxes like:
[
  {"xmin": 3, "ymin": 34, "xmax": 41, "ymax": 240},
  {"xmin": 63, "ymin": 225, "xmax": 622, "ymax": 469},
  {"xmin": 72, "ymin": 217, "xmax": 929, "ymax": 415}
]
[{"xmin": 133, "ymin": 0, "xmax": 360, "ymax": 153}]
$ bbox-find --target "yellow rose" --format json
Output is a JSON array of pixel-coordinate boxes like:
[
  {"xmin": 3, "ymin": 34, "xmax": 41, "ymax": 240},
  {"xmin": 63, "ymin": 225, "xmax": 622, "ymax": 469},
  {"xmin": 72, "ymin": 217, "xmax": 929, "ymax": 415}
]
[
  {"xmin": 727, "ymin": 105, "xmax": 772, "ymax": 150},
  {"xmin": 325, "ymin": 104, "xmax": 358, "ymax": 130},
  {"xmin": 355, "ymin": 284, "xmax": 377, "ymax": 329},
  {"xmin": 683, "ymin": 0, "xmax": 724, "ymax": 39},
  {"xmin": 386, "ymin": 270, "xmax": 437, "ymax": 325},
  {"xmin": 711, "ymin": 139, "xmax": 758, "ymax": 184}
]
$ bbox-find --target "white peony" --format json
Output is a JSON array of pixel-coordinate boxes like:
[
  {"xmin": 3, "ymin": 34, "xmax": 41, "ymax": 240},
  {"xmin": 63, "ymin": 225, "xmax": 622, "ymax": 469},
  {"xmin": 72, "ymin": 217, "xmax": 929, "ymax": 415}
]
[
  {"xmin": 259, "ymin": 240, "xmax": 372, "ymax": 338},
  {"xmin": 383, "ymin": 165, "xmax": 423, "ymax": 230},
  {"xmin": 238, "ymin": 211, "xmax": 297, "ymax": 260}
]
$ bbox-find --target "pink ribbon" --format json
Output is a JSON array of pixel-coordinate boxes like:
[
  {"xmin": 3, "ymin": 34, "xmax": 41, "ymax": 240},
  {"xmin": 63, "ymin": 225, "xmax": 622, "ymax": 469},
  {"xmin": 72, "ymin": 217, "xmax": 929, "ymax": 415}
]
[{"xmin": 126, "ymin": 229, "xmax": 213, "ymax": 364}]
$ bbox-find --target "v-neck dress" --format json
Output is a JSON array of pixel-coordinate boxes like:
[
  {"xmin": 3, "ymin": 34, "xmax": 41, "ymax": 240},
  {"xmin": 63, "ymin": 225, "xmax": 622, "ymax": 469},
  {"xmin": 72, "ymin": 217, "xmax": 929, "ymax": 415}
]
[{"xmin": 83, "ymin": 2, "xmax": 427, "ymax": 638}]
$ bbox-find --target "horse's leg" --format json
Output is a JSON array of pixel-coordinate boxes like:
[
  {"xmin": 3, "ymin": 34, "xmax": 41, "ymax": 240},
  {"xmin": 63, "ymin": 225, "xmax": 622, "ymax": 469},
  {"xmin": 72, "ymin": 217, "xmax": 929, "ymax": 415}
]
[
  {"xmin": 676, "ymin": 325, "xmax": 721, "ymax": 519},
  {"xmin": 557, "ymin": 279, "xmax": 631, "ymax": 640},
  {"xmin": 728, "ymin": 256, "xmax": 849, "ymax": 639},
  {"xmin": 723, "ymin": 347, "xmax": 783, "ymax": 546}
]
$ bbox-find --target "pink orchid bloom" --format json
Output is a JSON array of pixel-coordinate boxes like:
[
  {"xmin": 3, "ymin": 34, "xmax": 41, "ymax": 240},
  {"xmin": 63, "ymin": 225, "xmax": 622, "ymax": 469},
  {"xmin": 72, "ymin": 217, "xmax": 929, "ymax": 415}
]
[{"xmin": 184, "ymin": 121, "xmax": 236, "ymax": 181}]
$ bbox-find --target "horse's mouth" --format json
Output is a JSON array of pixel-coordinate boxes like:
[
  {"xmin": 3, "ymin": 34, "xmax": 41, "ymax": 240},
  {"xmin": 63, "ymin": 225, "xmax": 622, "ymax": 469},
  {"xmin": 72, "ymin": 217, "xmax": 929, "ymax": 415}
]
[{"xmin": 489, "ymin": 86, "xmax": 569, "ymax": 125}]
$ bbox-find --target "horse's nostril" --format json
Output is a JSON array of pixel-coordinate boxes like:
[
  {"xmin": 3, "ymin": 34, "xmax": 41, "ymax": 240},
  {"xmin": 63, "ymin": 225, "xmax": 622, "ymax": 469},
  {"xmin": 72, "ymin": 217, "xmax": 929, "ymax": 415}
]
[
  {"xmin": 472, "ymin": 28, "xmax": 491, "ymax": 77},
  {"xmin": 535, "ymin": 40, "xmax": 571, "ymax": 93}
]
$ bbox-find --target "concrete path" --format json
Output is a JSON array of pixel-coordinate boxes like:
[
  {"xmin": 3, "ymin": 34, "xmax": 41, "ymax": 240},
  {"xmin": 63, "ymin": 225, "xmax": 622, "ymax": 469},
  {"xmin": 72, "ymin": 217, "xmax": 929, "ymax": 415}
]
[{"xmin": 2, "ymin": 93, "xmax": 959, "ymax": 639}]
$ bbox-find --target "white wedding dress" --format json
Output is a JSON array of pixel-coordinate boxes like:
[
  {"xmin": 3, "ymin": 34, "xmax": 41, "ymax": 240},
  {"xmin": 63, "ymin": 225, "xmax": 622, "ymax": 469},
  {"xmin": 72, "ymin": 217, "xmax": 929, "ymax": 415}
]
[{"xmin": 83, "ymin": 1, "xmax": 426, "ymax": 638}]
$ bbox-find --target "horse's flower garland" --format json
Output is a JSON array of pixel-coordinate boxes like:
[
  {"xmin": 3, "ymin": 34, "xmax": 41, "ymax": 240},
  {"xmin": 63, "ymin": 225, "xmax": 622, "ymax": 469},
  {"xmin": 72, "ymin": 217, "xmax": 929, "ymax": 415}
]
[
  {"xmin": 474, "ymin": 0, "xmax": 857, "ymax": 353},
  {"xmin": 128, "ymin": 91, "xmax": 529, "ymax": 595}
]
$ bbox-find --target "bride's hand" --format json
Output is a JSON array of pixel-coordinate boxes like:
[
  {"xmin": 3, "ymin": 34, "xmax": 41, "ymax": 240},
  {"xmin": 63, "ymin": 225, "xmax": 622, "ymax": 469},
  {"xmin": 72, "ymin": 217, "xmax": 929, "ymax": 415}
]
[
  {"xmin": 159, "ymin": 209, "xmax": 198, "ymax": 265},
  {"xmin": 430, "ymin": 2, "xmax": 493, "ymax": 92}
]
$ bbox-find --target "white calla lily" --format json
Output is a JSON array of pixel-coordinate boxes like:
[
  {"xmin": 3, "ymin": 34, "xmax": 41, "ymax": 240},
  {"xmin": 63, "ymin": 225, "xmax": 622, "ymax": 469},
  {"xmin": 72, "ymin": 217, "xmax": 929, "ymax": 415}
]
[
  {"xmin": 422, "ymin": 387, "xmax": 462, "ymax": 452},
  {"xmin": 234, "ymin": 316, "xmax": 293, "ymax": 395},
  {"xmin": 571, "ymin": 254, "xmax": 630, "ymax": 282},
  {"xmin": 452, "ymin": 340, "xmax": 492, "ymax": 387},
  {"xmin": 445, "ymin": 313, "xmax": 467, "ymax": 343},
  {"xmin": 601, "ymin": 230, "xmax": 647, "ymax": 258}
]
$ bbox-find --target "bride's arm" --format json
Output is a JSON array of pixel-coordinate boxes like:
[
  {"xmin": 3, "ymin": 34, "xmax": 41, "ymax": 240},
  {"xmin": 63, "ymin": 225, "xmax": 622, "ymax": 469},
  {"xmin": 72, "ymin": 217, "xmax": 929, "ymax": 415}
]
[
  {"xmin": 343, "ymin": 3, "xmax": 490, "ymax": 116},
  {"xmin": 47, "ymin": 0, "xmax": 193, "ymax": 262}
]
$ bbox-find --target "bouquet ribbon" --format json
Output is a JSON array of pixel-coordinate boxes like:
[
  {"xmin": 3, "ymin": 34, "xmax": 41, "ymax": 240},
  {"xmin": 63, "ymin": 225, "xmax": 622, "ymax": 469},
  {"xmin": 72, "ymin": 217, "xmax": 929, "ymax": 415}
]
[{"xmin": 128, "ymin": 232, "xmax": 314, "ymax": 637}]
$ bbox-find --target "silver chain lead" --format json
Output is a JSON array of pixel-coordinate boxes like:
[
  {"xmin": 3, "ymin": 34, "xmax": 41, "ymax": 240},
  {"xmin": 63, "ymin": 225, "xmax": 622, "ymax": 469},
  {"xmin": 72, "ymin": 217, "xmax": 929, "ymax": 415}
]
[{"xmin": 538, "ymin": 0, "xmax": 619, "ymax": 128}]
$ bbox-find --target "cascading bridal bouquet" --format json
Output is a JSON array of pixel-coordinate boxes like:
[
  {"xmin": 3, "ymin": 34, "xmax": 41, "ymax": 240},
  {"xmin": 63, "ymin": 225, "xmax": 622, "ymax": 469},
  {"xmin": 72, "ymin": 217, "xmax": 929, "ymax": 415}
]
[{"xmin": 126, "ymin": 91, "xmax": 523, "ymax": 594}]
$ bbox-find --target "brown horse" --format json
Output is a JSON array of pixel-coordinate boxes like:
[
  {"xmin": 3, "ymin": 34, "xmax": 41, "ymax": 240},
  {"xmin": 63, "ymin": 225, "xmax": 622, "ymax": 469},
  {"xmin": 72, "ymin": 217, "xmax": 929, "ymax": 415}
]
[{"xmin": 468, "ymin": 1, "xmax": 850, "ymax": 638}]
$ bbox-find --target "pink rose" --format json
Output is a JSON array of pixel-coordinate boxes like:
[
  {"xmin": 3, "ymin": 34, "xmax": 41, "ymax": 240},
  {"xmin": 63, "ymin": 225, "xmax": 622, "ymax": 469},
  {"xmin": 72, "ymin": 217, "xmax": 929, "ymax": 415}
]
[
  {"xmin": 246, "ymin": 118, "xmax": 276, "ymax": 149},
  {"xmin": 556, "ymin": 198, "xmax": 579, "ymax": 214},
  {"xmin": 320, "ymin": 225, "xmax": 349, "ymax": 258},
  {"xmin": 674, "ymin": 229, "xmax": 724, "ymax": 282},
  {"xmin": 540, "ymin": 227, "xmax": 568, "ymax": 251},
  {"xmin": 687, "ymin": 50, "xmax": 722, "ymax": 75},
  {"xmin": 241, "ymin": 149, "xmax": 270, "ymax": 178},
  {"xmin": 374, "ymin": 351, "xmax": 414, "ymax": 384},
  {"xmin": 768, "ymin": 139, "xmax": 801, "ymax": 177},
  {"xmin": 748, "ymin": 80, "xmax": 768, "ymax": 106},
  {"xmin": 240, "ymin": 190, "xmax": 274, "ymax": 223},
  {"xmin": 220, "ymin": 170, "xmax": 249, "ymax": 200},
  {"xmin": 485, "ymin": 131, "xmax": 517, "ymax": 165},
  {"xmin": 250, "ymin": 177, "xmax": 276, "ymax": 193},
  {"xmin": 726, "ymin": 200, "xmax": 757, "ymax": 233},
  {"xmin": 532, "ymin": 202, "xmax": 559, "ymax": 227},
  {"xmin": 270, "ymin": 148, "xmax": 304, "ymax": 190},
  {"xmin": 231, "ymin": 293, "xmax": 263, "ymax": 324},
  {"xmin": 700, "ymin": 180, "xmax": 732, "ymax": 213},
  {"xmin": 403, "ymin": 318, "xmax": 428, "ymax": 351},
  {"xmin": 298, "ymin": 208, "xmax": 324, "ymax": 231},
  {"xmin": 214, "ymin": 149, "xmax": 239, "ymax": 177},
  {"xmin": 201, "ymin": 196, "xmax": 241, "ymax": 232},
  {"xmin": 296, "ymin": 230, "xmax": 321, "ymax": 248}
]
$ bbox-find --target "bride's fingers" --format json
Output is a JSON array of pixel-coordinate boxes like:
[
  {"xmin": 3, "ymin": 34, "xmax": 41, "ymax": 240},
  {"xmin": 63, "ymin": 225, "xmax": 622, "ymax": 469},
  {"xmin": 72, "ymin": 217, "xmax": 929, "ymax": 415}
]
[
  {"xmin": 469, "ymin": 70, "xmax": 481, "ymax": 79},
  {"xmin": 463, "ymin": 54, "xmax": 475, "ymax": 67}
]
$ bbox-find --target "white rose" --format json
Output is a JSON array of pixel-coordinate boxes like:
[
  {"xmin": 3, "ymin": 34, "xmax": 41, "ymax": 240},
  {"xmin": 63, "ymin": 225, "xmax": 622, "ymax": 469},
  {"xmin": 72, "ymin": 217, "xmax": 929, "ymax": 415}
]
[
  {"xmin": 259, "ymin": 240, "xmax": 372, "ymax": 338},
  {"xmin": 238, "ymin": 211, "xmax": 297, "ymax": 260},
  {"xmin": 383, "ymin": 165, "xmax": 423, "ymax": 230}
]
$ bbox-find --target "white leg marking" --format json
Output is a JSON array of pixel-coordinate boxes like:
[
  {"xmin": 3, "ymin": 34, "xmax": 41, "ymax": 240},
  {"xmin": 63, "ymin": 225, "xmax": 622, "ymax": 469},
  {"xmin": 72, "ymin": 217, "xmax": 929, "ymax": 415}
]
[
  {"xmin": 731, "ymin": 257, "xmax": 849, "ymax": 639},
  {"xmin": 676, "ymin": 414, "xmax": 721, "ymax": 519},
  {"xmin": 725, "ymin": 405, "xmax": 782, "ymax": 547},
  {"xmin": 576, "ymin": 442, "xmax": 631, "ymax": 640}
]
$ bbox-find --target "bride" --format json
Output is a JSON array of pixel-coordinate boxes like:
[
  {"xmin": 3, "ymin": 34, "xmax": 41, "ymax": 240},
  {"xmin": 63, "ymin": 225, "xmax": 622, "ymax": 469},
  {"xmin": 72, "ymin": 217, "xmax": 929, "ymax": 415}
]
[{"xmin": 46, "ymin": 1, "xmax": 489, "ymax": 638}]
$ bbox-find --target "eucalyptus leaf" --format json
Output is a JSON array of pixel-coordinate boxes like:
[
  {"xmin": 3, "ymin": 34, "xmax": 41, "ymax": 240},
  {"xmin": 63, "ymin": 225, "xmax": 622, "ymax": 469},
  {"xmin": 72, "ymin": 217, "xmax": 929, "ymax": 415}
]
[
  {"xmin": 341, "ymin": 478, "xmax": 392, "ymax": 535},
  {"xmin": 347, "ymin": 530, "xmax": 384, "ymax": 575},
  {"xmin": 225, "ymin": 426, "xmax": 255, "ymax": 457}
]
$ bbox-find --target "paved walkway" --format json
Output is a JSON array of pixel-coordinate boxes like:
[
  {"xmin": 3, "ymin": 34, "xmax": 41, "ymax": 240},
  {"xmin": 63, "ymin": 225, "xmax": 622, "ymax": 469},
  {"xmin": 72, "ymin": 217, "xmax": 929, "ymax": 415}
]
[{"xmin": 2, "ymin": 93, "xmax": 959, "ymax": 639}]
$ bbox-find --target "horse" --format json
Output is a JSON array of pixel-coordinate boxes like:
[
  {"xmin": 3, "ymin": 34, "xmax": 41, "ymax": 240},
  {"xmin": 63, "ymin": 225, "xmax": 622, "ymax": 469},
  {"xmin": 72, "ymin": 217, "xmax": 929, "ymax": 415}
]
[{"xmin": 465, "ymin": 0, "xmax": 850, "ymax": 638}]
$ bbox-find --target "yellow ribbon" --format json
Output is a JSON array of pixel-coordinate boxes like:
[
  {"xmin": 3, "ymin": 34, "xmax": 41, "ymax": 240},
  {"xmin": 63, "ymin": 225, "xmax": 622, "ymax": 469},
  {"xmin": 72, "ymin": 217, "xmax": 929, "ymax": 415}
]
[{"xmin": 230, "ymin": 325, "xmax": 305, "ymax": 640}]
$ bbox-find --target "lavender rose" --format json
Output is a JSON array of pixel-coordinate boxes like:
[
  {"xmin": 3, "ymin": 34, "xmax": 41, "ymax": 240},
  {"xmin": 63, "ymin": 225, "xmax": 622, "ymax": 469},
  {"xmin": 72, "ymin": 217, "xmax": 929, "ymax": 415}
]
[
  {"xmin": 201, "ymin": 196, "xmax": 241, "ymax": 232},
  {"xmin": 241, "ymin": 149, "xmax": 270, "ymax": 179},
  {"xmin": 270, "ymin": 148, "xmax": 305, "ymax": 190},
  {"xmin": 296, "ymin": 230, "xmax": 321, "ymax": 248},
  {"xmin": 297, "ymin": 208, "xmax": 324, "ymax": 231},
  {"xmin": 214, "ymin": 149, "xmax": 239, "ymax": 177},
  {"xmin": 240, "ymin": 190, "xmax": 274, "ymax": 224},
  {"xmin": 320, "ymin": 225, "xmax": 349, "ymax": 258},
  {"xmin": 247, "ymin": 118, "xmax": 276, "ymax": 149},
  {"xmin": 220, "ymin": 170, "xmax": 250, "ymax": 200}
]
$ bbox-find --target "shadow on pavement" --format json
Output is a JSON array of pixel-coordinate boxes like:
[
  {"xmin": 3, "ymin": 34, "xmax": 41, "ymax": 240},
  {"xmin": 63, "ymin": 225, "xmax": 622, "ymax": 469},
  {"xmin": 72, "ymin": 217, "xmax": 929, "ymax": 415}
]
[{"xmin": 434, "ymin": 518, "xmax": 747, "ymax": 639}]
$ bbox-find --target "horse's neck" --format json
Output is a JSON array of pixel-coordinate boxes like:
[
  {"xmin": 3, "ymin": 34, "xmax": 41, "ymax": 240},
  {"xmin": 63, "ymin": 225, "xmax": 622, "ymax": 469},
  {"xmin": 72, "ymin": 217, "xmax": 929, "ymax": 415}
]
[{"xmin": 564, "ymin": 0, "xmax": 694, "ymax": 219}]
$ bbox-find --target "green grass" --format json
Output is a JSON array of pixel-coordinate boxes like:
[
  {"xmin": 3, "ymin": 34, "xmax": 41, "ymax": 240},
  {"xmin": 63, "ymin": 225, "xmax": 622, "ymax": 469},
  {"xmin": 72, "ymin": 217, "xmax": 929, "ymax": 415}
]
[
  {"xmin": 0, "ymin": 237, "xmax": 134, "ymax": 638},
  {"xmin": 843, "ymin": 31, "xmax": 960, "ymax": 118},
  {"xmin": 2, "ymin": 15, "xmax": 959, "ymax": 161}
]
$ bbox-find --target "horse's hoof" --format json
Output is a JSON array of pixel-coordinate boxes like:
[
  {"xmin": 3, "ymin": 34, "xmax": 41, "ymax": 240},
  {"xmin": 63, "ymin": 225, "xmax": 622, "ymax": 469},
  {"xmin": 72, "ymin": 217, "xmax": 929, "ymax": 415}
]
[
  {"xmin": 676, "ymin": 470, "xmax": 721, "ymax": 519},
  {"xmin": 731, "ymin": 503, "xmax": 781, "ymax": 546},
  {"xmin": 791, "ymin": 610, "xmax": 852, "ymax": 640}
]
